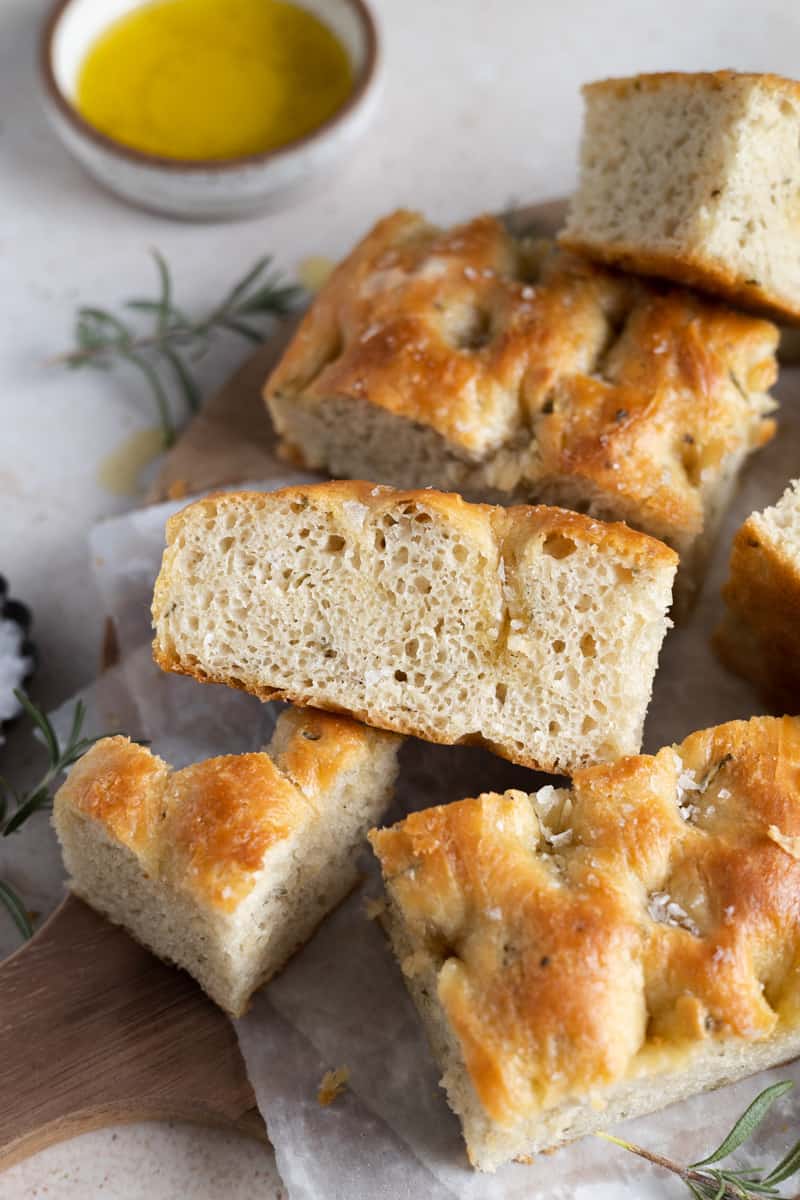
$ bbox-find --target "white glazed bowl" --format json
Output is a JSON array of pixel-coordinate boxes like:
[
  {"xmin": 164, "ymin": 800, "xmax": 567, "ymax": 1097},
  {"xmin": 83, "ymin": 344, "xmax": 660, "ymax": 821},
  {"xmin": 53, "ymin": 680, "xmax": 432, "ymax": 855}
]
[{"xmin": 39, "ymin": 0, "xmax": 381, "ymax": 220}]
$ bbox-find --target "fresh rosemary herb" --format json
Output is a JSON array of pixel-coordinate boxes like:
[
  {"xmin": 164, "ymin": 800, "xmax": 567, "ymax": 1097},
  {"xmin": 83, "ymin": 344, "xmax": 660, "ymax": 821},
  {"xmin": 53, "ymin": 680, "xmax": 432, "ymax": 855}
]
[
  {"xmin": 598, "ymin": 1080, "xmax": 800, "ymax": 1198},
  {"xmin": 54, "ymin": 251, "xmax": 303, "ymax": 448},
  {"xmin": 0, "ymin": 690, "xmax": 112, "ymax": 939}
]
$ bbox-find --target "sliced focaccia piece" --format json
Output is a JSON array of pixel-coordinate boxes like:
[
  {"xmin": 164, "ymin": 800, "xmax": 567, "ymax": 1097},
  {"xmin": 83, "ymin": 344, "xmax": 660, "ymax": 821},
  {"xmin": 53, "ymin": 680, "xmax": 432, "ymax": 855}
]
[
  {"xmin": 264, "ymin": 210, "xmax": 778, "ymax": 604},
  {"xmin": 715, "ymin": 479, "xmax": 800, "ymax": 709},
  {"xmin": 370, "ymin": 716, "xmax": 800, "ymax": 1171},
  {"xmin": 561, "ymin": 71, "xmax": 800, "ymax": 322},
  {"xmin": 151, "ymin": 482, "xmax": 677, "ymax": 774},
  {"xmin": 54, "ymin": 707, "xmax": 401, "ymax": 1016}
]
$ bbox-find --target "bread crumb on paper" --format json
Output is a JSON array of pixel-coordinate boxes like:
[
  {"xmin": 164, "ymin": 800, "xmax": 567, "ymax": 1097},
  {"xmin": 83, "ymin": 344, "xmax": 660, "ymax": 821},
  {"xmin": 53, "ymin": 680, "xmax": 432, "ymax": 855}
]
[{"xmin": 317, "ymin": 1066, "xmax": 350, "ymax": 1106}]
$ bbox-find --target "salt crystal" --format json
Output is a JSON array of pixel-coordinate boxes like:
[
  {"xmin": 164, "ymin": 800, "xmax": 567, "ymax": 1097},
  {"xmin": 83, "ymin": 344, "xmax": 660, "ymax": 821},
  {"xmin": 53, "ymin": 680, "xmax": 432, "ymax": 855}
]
[
  {"xmin": 546, "ymin": 829, "xmax": 573, "ymax": 849},
  {"xmin": 647, "ymin": 890, "xmax": 700, "ymax": 936},
  {"xmin": 343, "ymin": 501, "xmax": 368, "ymax": 529}
]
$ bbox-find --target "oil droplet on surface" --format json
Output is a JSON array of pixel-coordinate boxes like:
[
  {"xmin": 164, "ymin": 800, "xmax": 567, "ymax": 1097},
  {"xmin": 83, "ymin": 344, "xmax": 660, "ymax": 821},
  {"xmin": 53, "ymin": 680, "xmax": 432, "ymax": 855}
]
[
  {"xmin": 97, "ymin": 427, "xmax": 164, "ymax": 496},
  {"xmin": 297, "ymin": 255, "xmax": 335, "ymax": 293}
]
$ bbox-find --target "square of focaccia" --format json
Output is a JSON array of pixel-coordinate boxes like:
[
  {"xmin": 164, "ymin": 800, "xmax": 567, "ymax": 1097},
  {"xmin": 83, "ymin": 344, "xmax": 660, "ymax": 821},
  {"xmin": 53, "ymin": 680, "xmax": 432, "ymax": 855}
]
[
  {"xmin": 54, "ymin": 707, "xmax": 400, "ymax": 1016},
  {"xmin": 370, "ymin": 716, "xmax": 800, "ymax": 1171},
  {"xmin": 265, "ymin": 210, "xmax": 778, "ymax": 607}
]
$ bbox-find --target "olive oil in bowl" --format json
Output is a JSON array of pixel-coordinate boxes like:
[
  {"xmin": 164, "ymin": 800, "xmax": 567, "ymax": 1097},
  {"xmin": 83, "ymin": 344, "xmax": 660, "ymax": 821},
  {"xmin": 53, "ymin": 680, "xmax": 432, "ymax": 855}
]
[{"xmin": 75, "ymin": 0, "xmax": 354, "ymax": 161}]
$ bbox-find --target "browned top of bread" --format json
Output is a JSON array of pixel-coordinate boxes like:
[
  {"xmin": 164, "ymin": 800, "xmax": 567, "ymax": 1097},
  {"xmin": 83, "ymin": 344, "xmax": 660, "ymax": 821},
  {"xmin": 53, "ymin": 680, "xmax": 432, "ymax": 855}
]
[
  {"xmin": 557, "ymin": 237, "xmax": 794, "ymax": 330},
  {"xmin": 57, "ymin": 708, "xmax": 390, "ymax": 913},
  {"xmin": 584, "ymin": 70, "xmax": 800, "ymax": 102},
  {"xmin": 370, "ymin": 717, "xmax": 800, "ymax": 1126},
  {"xmin": 157, "ymin": 480, "xmax": 679, "ymax": 597},
  {"xmin": 265, "ymin": 212, "xmax": 777, "ymax": 543},
  {"xmin": 57, "ymin": 737, "xmax": 169, "ymax": 866}
]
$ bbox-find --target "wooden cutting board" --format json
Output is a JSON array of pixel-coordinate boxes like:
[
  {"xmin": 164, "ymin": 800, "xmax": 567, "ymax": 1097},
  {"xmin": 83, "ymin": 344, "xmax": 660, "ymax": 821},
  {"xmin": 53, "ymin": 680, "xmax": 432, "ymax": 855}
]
[{"xmin": 0, "ymin": 196, "xmax": 568, "ymax": 1171}]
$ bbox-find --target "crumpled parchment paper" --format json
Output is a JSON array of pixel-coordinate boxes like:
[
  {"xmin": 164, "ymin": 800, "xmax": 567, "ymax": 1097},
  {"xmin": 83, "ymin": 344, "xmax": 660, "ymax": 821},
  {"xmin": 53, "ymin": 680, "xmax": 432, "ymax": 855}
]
[{"xmin": 14, "ymin": 370, "xmax": 800, "ymax": 1197}]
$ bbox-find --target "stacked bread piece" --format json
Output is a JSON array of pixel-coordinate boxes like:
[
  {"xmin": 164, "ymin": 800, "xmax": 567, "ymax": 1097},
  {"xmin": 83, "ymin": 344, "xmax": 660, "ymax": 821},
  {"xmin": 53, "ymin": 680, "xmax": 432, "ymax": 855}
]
[
  {"xmin": 55, "ymin": 69, "xmax": 800, "ymax": 1176},
  {"xmin": 561, "ymin": 72, "xmax": 800, "ymax": 322},
  {"xmin": 265, "ymin": 213, "xmax": 778, "ymax": 607}
]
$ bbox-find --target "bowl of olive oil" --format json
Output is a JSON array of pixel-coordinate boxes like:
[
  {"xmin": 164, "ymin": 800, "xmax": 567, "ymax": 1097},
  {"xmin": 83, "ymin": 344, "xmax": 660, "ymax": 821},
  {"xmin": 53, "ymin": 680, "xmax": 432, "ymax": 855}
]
[{"xmin": 40, "ymin": 0, "xmax": 380, "ymax": 219}]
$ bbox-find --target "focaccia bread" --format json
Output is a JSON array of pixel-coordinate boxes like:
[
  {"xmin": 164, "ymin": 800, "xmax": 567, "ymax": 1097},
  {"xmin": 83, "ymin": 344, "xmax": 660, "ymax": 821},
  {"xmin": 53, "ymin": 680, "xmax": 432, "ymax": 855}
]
[
  {"xmin": 54, "ymin": 707, "xmax": 401, "ymax": 1017},
  {"xmin": 715, "ymin": 479, "xmax": 800, "ymax": 709},
  {"xmin": 151, "ymin": 482, "xmax": 677, "ymax": 775},
  {"xmin": 561, "ymin": 71, "xmax": 800, "ymax": 322},
  {"xmin": 264, "ymin": 210, "xmax": 778, "ymax": 604},
  {"xmin": 370, "ymin": 716, "xmax": 800, "ymax": 1171}
]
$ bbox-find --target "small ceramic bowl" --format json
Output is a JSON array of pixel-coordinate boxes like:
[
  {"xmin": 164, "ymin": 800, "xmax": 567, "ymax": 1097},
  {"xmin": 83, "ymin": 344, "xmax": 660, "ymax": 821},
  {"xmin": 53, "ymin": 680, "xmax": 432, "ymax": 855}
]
[{"xmin": 39, "ymin": 0, "xmax": 381, "ymax": 220}]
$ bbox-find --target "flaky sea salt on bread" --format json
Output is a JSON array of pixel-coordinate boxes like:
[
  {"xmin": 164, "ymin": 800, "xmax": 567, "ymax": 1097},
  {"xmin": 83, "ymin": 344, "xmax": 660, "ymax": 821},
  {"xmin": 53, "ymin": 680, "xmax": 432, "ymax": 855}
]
[
  {"xmin": 370, "ymin": 716, "xmax": 800, "ymax": 1171},
  {"xmin": 715, "ymin": 479, "xmax": 800, "ymax": 709},
  {"xmin": 561, "ymin": 71, "xmax": 800, "ymax": 322},
  {"xmin": 264, "ymin": 211, "xmax": 778, "ymax": 608},
  {"xmin": 54, "ymin": 707, "xmax": 400, "ymax": 1017},
  {"xmin": 151, "ymin": 481, "xmax": 677, "ymax": 775}
]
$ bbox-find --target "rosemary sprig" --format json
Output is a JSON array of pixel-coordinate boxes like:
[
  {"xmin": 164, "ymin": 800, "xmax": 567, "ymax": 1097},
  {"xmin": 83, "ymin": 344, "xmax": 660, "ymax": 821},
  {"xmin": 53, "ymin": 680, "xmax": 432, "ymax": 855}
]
[
  {"xmin": 0, "ymin": 690, "xmax": 112, "ymax": 939},
  {"xmin": 598, "ymin": 1080, "xmax": 800, "ymax": 1198},
  {"xmin": 54, "ymin": 251, "xmax": 303, "ymax": 448}
]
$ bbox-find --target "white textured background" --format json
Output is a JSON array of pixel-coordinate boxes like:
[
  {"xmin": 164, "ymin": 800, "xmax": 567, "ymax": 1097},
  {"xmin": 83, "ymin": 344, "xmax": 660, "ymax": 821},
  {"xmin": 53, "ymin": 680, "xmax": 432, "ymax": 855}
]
[{"xmin": 2, "ymin": 0, "xmax": 800, "ymax": 1194}]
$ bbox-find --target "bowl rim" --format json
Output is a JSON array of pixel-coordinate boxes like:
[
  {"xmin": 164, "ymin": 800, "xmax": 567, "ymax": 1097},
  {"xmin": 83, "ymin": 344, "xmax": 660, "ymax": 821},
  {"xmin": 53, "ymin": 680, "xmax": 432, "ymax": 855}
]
[{"xmin": 39, "ymin": 0, "xmax": 380, "ymax": 173}]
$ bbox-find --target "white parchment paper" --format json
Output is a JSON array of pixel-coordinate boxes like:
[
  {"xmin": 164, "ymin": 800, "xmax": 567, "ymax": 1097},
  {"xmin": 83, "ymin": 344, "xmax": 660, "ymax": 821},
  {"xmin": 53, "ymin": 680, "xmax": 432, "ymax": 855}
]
[{"xmin": 20, "ymin": 372, "xmax": 800, "ymax": 1197}]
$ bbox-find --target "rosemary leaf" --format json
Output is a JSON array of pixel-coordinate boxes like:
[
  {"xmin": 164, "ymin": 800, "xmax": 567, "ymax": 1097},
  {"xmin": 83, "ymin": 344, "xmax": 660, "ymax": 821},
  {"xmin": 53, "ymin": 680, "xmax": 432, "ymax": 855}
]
[
  {"xmin": 14, "ymin": 688, "xmax": 59, "ymax": 763},
  {"xmin": 152, "ymin": 249, "xmax": 172, "ymax": 334},
  {"xmin": 67, "ymin": 698, "xmax": 87, "ymax": 750},
  {"xmin": 2, "ymin": 790, "xmax": 49, "ymax": 836},
  {"xmin": 1, "ymin": 691, "xmax": 120, "ymax": 941},
  {"xmin": 599, "ymin": 1080, "xmax": 798, "ymax": 1199},
  {"xmin": 125, "ymin": 300, "xmax": 177, "ymax": 316},
  {"xmin": 237, "ymin": 279, "xmax": 303, "ymax": 316},
  {"xmin": 161, "ymin": 345, "xmax": 202, "ymax": 413},
  {"xmin": 79, "ymin": 307, "xmax": 132, "ymax": 344},
  {"xmin": 762, "ymin": 1137, "xmax": 800, "ymax": 1185},
  {"xmin": 121, "ymin": 350, "xmax": 176, "ymax": 446},
  {"xmin": 56, "ymin": 250, "xmax": 302, "ymax": 448},
  {"xmin": 218, "ymin": 316, "xmax": 269, "ymax": 343},
  {"xmin": 690, "ymin": 1082, "xmax": 794, "ymax": 1167},
  {"xmin": 218, "ymin": 254, "xmax": 276, "ymax": 310},
  {"xmin": 0, "ymin": 880, "xmax": 33, "ymax": 939}
]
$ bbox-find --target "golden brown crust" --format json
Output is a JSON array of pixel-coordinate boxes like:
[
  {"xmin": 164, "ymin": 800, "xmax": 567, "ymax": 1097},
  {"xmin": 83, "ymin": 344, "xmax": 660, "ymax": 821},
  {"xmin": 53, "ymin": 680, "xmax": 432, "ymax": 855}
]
[
  {"xmin": 158, "ymin": 481, "xmax": 679, "ymax": 574},
  {"xmin": 714, "ymin": 507, "xmax": 800, "ymax": 710},
  {"xmin": 267, "ymin": 705, "xmax": 400, "ymax": 799},
  {"xmin": 583, "ymin": 69, "xmax": 800, "ymax": 101},
  {"xmin": 559, "ymin": 233, "xmax": 800, "ymax": 326},
  {"xmin": 54, "ymin": 736, "xmax": 169, "ymax": 865},
  {"xmin": 264, "ymin": 213, "xmax": 779, "ymax": 547},
  {"xmin": 163, "ymin": 754, "xmax": 309, "ymax": 910},
  {"xmin": 56, "ymin": 709, "xmax": 388, "ymax": 913},
  {"xmin": 370, "ymin": 717, "xmax": 800, "ymax": 1127}
]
